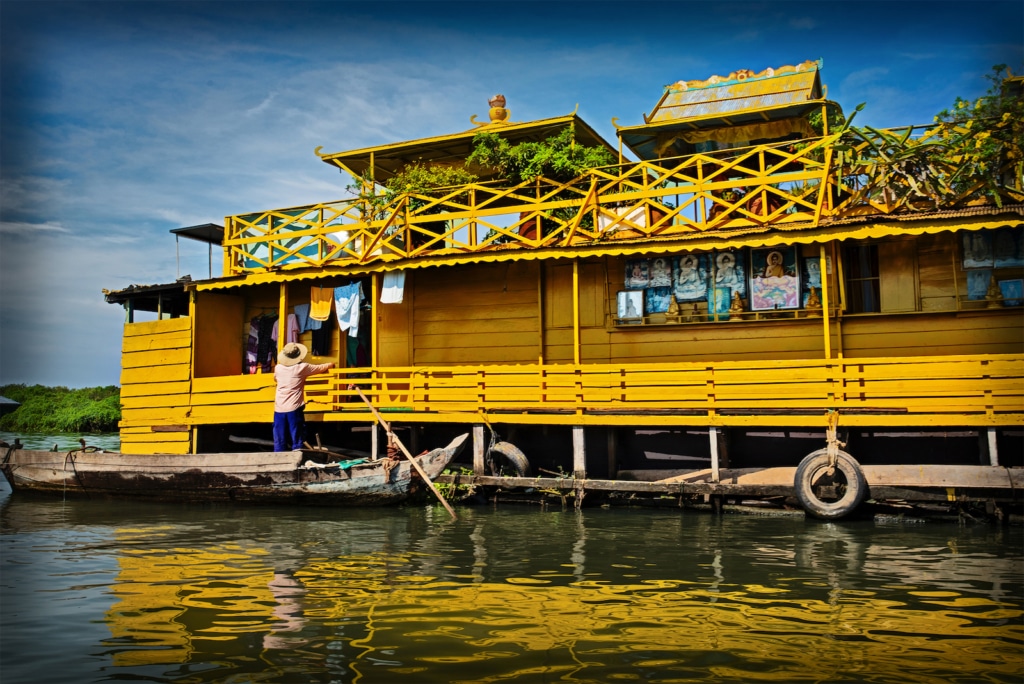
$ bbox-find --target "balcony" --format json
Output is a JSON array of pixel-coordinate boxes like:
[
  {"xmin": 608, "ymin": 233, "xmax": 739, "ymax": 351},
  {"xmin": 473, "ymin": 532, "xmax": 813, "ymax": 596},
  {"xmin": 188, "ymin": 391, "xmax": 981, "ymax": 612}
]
[{"xmin": 222, "ymin": 123, "xmax": 1023, "ymax": 277}]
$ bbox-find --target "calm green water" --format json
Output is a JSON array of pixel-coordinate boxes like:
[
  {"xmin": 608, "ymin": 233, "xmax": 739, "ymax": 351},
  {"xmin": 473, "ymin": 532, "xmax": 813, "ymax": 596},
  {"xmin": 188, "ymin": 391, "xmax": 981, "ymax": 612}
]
[{"xmin": 0, "ymin": 478, "xmax": 1021, "ymax": 684}]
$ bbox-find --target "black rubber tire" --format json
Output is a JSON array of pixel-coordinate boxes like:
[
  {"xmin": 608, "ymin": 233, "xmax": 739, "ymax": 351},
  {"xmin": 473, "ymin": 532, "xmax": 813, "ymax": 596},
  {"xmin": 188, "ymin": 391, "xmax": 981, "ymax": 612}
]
[
  {"xmin": 794, "ymin": 448, "xmax": 867, "ymax": 520},
  {"xmin": 489, "ymin": 441, "xmax": 532, "ymax": 478}
]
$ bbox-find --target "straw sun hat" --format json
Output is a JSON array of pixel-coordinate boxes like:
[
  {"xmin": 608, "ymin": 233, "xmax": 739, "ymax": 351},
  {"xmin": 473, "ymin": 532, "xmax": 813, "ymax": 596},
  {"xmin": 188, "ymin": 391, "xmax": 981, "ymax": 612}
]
[{"xmin": 277, "ymin": 342, "xmax": 308, "ymax": 367}]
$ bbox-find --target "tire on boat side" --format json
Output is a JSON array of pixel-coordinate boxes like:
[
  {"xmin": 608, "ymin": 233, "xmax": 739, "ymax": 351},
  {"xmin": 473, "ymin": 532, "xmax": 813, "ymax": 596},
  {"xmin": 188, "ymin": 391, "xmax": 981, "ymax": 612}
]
[
  {"xmin": 794, "ymin": 448, "xmax": 867, "ymax": 520},
  {"xmin": 488, "ymin": 441, "xmax": 532, "ymax": 478}
]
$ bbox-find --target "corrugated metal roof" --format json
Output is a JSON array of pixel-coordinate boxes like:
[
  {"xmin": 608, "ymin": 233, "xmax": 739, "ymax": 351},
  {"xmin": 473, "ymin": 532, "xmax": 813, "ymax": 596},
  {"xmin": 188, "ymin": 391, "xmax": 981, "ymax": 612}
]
[{"xmin": 195, "ymin": 207, "xmax": 1024, "ymax": 291}]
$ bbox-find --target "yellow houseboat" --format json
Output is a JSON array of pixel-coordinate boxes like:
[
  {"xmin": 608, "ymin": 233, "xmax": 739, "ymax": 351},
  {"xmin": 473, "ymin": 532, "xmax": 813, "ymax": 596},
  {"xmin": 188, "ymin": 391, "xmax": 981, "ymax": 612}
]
[{"xmin": 103, "ymin": 60, "xmax": 1024, "ymax": 519}]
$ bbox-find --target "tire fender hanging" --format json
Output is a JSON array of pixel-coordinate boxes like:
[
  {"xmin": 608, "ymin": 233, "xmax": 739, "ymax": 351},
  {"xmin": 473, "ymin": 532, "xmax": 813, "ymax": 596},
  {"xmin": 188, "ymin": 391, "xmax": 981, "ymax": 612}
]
[
  {"xmin": 487, "ymin": 441, "xmax": 532, "ymax": 478},
  {"xmin": 794, "ymin": 448, "xmax": 867, "ymax": 520}
]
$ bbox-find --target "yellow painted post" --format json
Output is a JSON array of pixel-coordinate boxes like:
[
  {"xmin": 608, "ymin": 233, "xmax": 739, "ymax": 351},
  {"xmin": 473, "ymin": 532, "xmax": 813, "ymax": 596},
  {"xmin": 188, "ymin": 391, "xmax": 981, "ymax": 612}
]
[
  {"xmin": 371, "ymin": 273, "xmax": 379, "ymax": 371},
  {"xmin": 819, "ymin": 244, "xmax": 831, "ymax": 359},
  {"xmin": 572, "ymin": 258, "xmax": 581, "ymax": 366},
  {"xmin": 222, "ymin": 218, "xmax": 232, "ymax": 276},
  {"xmin": 277, "ymin": 282, "xmax": 288, "ymax": 357}
]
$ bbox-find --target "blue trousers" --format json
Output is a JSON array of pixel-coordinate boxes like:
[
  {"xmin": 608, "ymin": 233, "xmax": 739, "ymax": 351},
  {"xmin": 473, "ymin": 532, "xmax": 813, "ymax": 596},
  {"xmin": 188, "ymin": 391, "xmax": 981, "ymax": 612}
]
[{"xmin": 273, "ymin": 407, "xmax": 305, "ymax": 451}]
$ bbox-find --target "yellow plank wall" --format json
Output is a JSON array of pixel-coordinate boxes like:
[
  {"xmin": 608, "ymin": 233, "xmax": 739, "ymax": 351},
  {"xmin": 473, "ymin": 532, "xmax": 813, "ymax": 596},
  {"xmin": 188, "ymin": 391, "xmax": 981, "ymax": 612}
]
[
  {"xmin": 119, "ymin": 317, "xmax": 193, "ymax": 454},
  {"xmin": 413, "ymin": 261, "xmax": 541, "ymax": 365}
]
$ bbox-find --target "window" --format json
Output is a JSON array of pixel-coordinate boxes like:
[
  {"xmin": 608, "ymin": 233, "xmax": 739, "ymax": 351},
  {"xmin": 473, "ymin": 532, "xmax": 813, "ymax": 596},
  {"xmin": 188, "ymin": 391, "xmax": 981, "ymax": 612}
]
[{"xmin": 844, "ymin": 244, "xmax": 880, "ymax": 313}]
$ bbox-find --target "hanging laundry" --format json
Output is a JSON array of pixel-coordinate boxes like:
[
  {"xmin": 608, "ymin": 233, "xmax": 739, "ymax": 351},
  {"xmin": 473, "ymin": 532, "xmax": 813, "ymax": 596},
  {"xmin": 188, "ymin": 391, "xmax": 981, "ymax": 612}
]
[
  {"xmin": 310, "ymin": 286, "xmax": 333, "ymax": 321},
  {"xmin": 271, "ymin": 313, "xmax": 300, "ymax": 345},
  {"xmin": 258, "ymin": 314, "xmax": 278, "ymax": 373},
  {"xmin": 246, "ymin": 317, "xmax": 259, "ymax": 374},
  {"xmin": 334, "ymin": 282, "xmax": 365, "ymax": 338},
  {"xmin": 293, "ymin": 302, "xmax": 322, "ymax": 333},
  {"xmin": 380, "ymin": 271, "xmax": 406, "ymax": 304},
  {"xmin": 310, "ymin": 311, "xmax": 334, "ymax": 356}
]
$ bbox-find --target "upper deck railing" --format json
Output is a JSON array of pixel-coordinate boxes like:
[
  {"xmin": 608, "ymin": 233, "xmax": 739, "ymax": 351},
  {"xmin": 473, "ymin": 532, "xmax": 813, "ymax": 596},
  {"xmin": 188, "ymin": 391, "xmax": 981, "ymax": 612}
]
[{"xmin": 223, "ymin": 124, "xmax": 1022, "ymax": 276}]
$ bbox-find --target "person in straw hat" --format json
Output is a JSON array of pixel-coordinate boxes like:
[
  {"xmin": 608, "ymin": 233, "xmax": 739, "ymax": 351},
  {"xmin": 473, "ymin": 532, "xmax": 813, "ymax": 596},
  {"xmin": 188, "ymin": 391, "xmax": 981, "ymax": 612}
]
[{"xmin": 273, "ymin": 342, "xmax": 335, "ymax": 451}]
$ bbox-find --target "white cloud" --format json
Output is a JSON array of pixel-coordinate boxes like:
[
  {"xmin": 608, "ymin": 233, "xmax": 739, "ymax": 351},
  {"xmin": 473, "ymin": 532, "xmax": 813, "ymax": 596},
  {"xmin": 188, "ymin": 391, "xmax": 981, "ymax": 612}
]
[{"xmin": 0, "ymin": 221, "xmax": 70, "ymax": 235}]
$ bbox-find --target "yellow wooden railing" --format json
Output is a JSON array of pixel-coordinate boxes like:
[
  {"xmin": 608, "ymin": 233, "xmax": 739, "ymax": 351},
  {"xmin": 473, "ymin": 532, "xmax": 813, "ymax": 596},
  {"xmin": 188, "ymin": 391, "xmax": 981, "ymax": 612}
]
[
  {"xmin": 223, "ymin": 124, "xmax": 1022, "ymax": 276},
  {"xmin": 224, "ymin": 136, "xmax": 836, "ymax": 274},
  {"xmin": 301, "ymin": 354, "xmax": 1024, "ymax": 428}
]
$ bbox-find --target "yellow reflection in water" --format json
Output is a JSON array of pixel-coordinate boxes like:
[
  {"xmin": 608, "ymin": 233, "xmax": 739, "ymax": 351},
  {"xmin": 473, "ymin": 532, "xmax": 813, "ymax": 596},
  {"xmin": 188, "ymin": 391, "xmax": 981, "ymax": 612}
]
[{"xmin": 104, "ymin": 535, "xmax": 1023, "ymax": 682}]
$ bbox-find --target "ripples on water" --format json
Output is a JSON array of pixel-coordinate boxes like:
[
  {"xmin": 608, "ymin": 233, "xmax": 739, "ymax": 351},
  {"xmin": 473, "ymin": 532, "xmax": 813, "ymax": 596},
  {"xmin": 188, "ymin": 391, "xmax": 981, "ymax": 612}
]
[{"xmin": 0, "ymin": 485, "xmax": 1021, "ymax": 683}]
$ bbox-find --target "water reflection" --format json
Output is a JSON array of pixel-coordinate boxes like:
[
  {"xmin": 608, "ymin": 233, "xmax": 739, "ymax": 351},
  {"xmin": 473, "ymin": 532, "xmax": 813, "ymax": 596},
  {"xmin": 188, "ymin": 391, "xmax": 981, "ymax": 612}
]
[{"xmin": 0, "ymin": 494, "xmax": 1021, "ymax": 683}]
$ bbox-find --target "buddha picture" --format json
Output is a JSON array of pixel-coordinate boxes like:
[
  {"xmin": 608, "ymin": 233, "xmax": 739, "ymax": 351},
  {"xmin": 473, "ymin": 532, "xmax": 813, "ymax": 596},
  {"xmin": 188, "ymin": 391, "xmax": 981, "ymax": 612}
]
[
  {"xmin": 713, "ymin": 250, "xmax": 745, "ymax": 297},
  {"xmin": 625, "ymin": 259, "xmax": 650, "ymax": 289},
  {"xmin": 750, "ymin": 246, "xmax": 799, "ymax": 310},
  {"xmin": 673, "ymin": 254, "xmax": 708, "ymax": 302}
]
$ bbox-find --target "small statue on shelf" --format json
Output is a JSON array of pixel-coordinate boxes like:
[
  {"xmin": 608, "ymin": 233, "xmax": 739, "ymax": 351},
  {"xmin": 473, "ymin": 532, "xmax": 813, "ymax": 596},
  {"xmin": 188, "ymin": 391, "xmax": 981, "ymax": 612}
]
[
  {"xmin": 666, "ymin": 294, "xmax": 680, "ymax": 321},
  {"xmin": 729, "ymin": 291, "xmax": 745, "ymax": 315},
  {"xmin": 986, "ymin": 274, "xmax": 1002, "ymax": 308},
  {"xmin": 805, "ymin": 286, "xmax": 822, "ymax": 314}
]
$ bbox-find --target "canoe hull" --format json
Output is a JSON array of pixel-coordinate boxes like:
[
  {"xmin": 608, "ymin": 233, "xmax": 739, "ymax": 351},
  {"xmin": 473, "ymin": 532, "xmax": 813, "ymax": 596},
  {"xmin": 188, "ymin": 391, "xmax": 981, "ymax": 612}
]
[{"xmin": 0, "ymin": 433, "xmax": 468, "ymax": 506}]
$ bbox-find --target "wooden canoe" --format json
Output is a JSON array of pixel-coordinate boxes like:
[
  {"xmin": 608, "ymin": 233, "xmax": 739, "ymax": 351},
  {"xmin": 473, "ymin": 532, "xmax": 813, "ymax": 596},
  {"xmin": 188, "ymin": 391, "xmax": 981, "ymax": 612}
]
[{"xmin": 0, "ymin": 433, "xmax": 468, "ymax": 506}]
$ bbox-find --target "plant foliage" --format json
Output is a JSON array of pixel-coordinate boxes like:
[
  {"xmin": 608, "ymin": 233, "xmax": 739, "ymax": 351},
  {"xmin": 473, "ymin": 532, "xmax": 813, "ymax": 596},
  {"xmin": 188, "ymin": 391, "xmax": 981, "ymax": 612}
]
[
  {"xmin": 835, "ymin": 66, "xmax": 1023, "ymax": 209},
  {"xmin": 0, "ymin": 384, "xmax": 121, "ymax": 433},
  {"xmin": 467, "ymin": 127, "xmax": 615, "ymax": 183}
]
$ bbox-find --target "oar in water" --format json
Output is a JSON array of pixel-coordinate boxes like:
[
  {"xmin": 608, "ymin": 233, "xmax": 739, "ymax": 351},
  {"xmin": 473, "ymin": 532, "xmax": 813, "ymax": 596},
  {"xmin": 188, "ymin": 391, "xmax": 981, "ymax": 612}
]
[{"xmin": 349, "ymin": 384, "xmax": 458, "ymax": 520}]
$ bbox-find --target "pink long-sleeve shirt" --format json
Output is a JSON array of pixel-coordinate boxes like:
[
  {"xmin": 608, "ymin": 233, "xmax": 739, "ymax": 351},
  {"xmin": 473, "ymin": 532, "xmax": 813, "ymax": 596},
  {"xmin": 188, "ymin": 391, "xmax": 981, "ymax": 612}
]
[{"xmin": 273, "ymin": 361, "xmax": 333, "ymax": 413}]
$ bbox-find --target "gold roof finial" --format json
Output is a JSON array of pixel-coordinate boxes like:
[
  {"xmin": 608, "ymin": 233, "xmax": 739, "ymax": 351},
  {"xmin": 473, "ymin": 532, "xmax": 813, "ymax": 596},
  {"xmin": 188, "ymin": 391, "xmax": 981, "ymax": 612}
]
[{"xmin": 471, "ymin": 94, "xmax": 511, "ymax": 127}]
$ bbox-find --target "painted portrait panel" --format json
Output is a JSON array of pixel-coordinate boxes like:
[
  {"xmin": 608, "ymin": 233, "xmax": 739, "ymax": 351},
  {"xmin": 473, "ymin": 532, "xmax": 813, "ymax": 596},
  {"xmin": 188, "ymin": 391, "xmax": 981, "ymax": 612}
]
[
  {"xmin": 625, "ymin": 259, "xmax": 650, "ymax": 289},
  {"xmin": 750, "ymin": 246, "xmax": 800, "ymax": 310},
  {"xmin": 993, "ymin": 228, "xmax": 1024, "ymax": 269},
  {"xmin": 999, "ymin": 279, "xmax": 1023, "ymax": 307},
  {"xmin": 673, "ymin": 254, "xmax": 708, "ymax": 302},
  {"xmin": 962, "ymin": 231, "xmax": 993, "ymax": 269},
  {"xmin": 966, "ymin": 269, "xmax": 992, "ymax": 300},
  {"xmin": 617, "ymin": 290, "xmax": 643, "ymax": 319},
  {"xmin": 649, "ymin": 256, "xmax": 673, "ymax": 288},
  {"xmin": 645, "ymin": 286, "xmax": 672, "ymax": 314},
  {"xmin": 712, "ymin": 250, "xmax": 745, "ymax": 298}
]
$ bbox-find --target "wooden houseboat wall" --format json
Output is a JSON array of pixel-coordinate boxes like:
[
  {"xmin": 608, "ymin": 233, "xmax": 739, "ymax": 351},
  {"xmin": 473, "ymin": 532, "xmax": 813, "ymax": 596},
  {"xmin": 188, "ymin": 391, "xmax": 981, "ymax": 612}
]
[{"xmin": 104, "ymin": 61, "xmax": 1024, "ymax": 516}]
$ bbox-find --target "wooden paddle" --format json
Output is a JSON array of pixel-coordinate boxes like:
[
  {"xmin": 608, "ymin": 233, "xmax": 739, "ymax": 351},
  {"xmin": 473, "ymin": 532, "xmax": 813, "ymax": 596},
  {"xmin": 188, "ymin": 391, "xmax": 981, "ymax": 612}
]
[{"xmin": 350, "ymin": 384, "xmax": 458, "ymax": 520}]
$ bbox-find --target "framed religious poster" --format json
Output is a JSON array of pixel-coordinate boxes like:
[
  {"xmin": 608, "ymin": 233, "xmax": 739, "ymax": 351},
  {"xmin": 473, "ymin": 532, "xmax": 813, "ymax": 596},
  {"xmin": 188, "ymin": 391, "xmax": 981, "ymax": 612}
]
[
  {"xmin": 750, "ymin": 246, "xmax": 800, "ymax": 310},
  {"xmin": 999, "ymin": 278, "xmax": 1023, "ymax": 306},
  {"xmin": 649, "ymin": 256, "xmax": 673, "ymax": 288},
  {"xmin": 993, "ymin": 228, "xmax": 1024, "ymax": 269},
  {"xmin": 625, "ymin": 259, "xmax": 650, "ymax": 289},
  {"xmin": 962, "ymin": 231, "xmax": 993, "ymax": 269},
  {"xmin": 617, "ymin": 290, "xmax": 643, "ymax": 320},
  {"xmin": 802, "ymin": 255, "xmax": 822, "ymax": 306},
  {"xmin": 712, "ymin": 250, "xmax": 745, "ymax": 298},
  {"xmin": 966, "ymin": 269, "xmax": 992, "ymax": 300},
  {"xmin": 673, "ymin": 253, "xmax": 708, "ymax": 302},
  {"xmin": 645, "ymin": 286, "xmax": 673, "ymax": 314}
]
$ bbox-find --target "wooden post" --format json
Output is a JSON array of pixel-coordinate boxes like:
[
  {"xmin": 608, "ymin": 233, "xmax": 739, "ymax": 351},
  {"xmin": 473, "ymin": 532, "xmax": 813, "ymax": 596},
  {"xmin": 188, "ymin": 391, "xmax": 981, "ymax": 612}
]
[
  {"xmin": 819, "ymin": 244, "xmax": 831, "ymax": 359},
  {"xmin": 572, "ymin": 259, "xmax": 581, "ymax": 366},
  {"xmin": 473, "ymin": 425, "xmax": 486, "ymax": 475},
  {"xmin": 370, "ymin": 423, "xmax": 380, "ymax": 462},
  {"xmin": 988, "ymin": 428, "xmax": 999, "ymax": 467},
  {"xmin": 709, "ymin": 426, "xmax": 720, "ymax": 483},
  {"xmin": 572, "ymin": 426, "xmax": 586, "ymax": 479},
  {"xmin": 606, "ymin": 426, "xmax": 618, "ymax": 479}
]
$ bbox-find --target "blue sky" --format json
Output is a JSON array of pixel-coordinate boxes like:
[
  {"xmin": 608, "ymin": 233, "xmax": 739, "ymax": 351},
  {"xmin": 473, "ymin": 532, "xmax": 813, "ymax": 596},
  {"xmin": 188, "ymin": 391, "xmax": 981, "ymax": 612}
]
[{"xmin": 1, "ymin": 0, "xmax": 1021, "ymax": 388}]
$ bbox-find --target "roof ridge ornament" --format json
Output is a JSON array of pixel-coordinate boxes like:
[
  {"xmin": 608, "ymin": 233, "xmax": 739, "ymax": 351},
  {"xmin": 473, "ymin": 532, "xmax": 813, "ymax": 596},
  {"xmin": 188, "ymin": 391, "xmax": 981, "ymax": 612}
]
[
  {"xmin": 667, "ymin": 59, "xmax": 821, "ymax": 93},
  {"xmin": 471, "ymin": 94, "xmax": 513, "ymax": 127}
]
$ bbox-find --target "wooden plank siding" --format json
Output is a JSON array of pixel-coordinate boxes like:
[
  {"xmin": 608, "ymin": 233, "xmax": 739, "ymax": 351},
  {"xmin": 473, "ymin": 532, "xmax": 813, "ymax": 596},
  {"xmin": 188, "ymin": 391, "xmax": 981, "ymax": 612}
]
[
  {"xmin": 840, "ymin": 311, "xmax": 1024, "ymax": 358},
  {"xmin": 413, "ymin": 261, "xmax": 541, "ymax": 365},
  {"xmin": 119, "ymin": 317, "xmax": 193, "ymax": 454}
]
